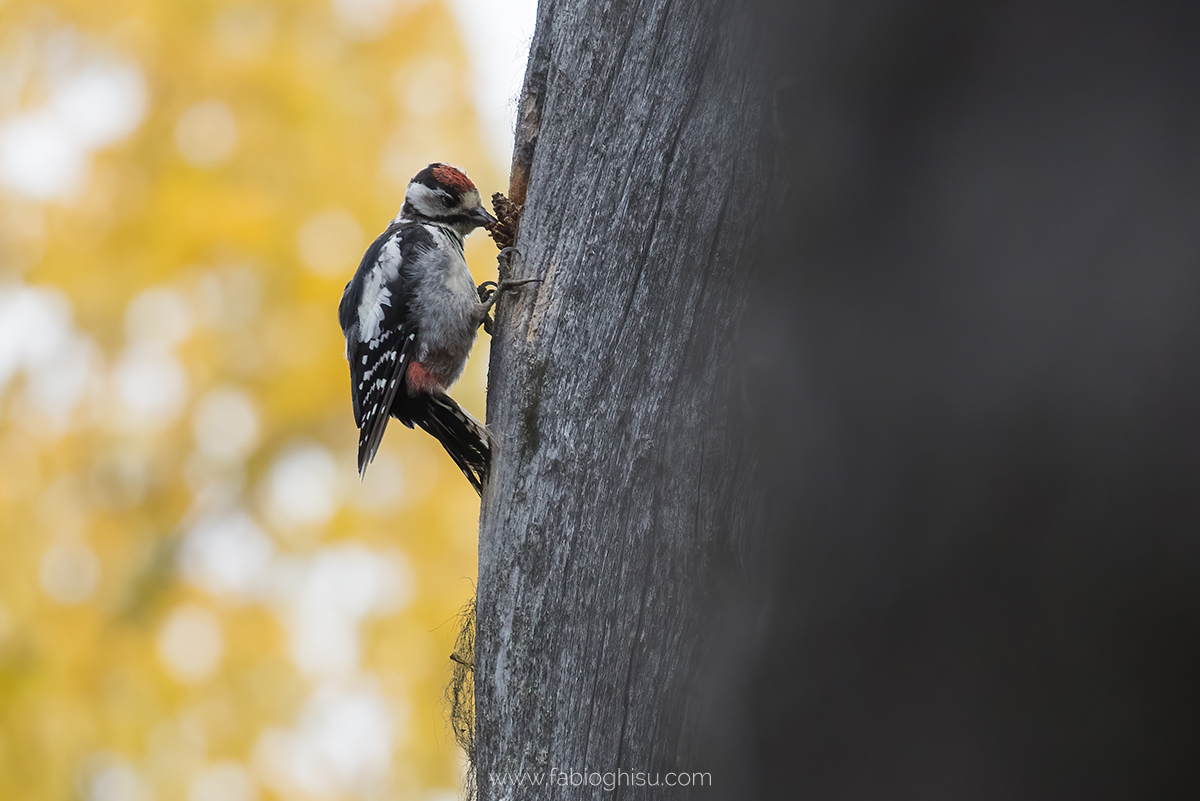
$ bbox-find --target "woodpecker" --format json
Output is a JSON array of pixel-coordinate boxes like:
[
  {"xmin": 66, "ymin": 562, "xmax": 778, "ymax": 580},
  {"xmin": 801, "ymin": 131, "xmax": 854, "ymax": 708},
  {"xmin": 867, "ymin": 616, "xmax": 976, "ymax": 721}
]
[{"xmin": 338, "ymin": 163, "xmax": 525, "ymax": 494}]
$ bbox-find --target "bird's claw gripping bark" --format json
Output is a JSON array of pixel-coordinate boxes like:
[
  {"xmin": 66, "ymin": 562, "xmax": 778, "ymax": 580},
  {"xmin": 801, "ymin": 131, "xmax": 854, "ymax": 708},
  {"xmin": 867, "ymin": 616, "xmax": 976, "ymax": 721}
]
[
  {"xmin": 477, "ymin": 276, "xmax": 542, "ymax": 334},
  {"xmin": 479, "ymin": 223, "xmax": 538, "ymax": 334},
  {"xmin": 478, "ymin": 277, "xmax": 541, "ymax": 312},
  {"xmin": 477, "ymin": 280, "xmax": 499, "ymax": 304},
  {"xmin": 497, "ymin": 246, "xmax": 519, "ymax": 272}
]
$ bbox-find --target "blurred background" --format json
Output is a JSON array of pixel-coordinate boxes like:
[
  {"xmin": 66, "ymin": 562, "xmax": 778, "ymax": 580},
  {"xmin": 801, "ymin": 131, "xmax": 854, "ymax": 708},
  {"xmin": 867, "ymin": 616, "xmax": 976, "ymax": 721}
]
[{"xmin": 0, "ymin": 1, "xmax": 534, "ymax": 799}]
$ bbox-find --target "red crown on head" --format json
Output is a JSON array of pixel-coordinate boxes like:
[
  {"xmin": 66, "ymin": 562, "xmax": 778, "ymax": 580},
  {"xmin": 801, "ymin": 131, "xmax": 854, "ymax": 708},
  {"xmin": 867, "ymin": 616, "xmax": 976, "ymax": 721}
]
[{"xmin": 430, "ymin": 164, "xmax": 476, "ymax": 193}]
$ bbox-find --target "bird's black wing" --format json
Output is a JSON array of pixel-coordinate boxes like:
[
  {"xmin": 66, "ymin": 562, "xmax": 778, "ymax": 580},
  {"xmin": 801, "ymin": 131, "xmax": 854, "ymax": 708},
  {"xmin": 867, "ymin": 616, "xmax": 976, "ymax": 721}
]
[{"xmin": 340, "ymin": 221, "xmax": 432, "ymax": 477}]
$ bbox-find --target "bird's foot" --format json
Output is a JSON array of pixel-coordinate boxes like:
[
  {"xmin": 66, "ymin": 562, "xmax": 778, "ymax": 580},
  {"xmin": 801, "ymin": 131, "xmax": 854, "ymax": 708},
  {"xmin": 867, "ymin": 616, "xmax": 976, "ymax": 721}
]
[
  {"xmin": 497, "ymin": 246, "xmax": 520, "ymax": 274},
  {"xmin": 477, "ymin": 277, "xmax": 542, "ymax": 331},
  {"xmin": 477, "ymin": 280, "xmax": 498, "ymax": 304}
]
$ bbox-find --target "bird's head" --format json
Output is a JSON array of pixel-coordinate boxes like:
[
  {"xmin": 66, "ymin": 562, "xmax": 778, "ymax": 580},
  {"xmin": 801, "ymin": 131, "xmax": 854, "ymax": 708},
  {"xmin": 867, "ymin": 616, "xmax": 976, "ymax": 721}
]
[{"xmin": 402, "ymin": 163, "xmax": 496, "ymax": 235}]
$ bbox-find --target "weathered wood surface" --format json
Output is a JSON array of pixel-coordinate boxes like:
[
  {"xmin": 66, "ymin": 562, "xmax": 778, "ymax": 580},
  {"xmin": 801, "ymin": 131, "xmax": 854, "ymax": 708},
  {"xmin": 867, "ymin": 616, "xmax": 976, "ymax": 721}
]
[{"xmin": 475, "ymin": 0, "xmax": 771, "ymax": 797}]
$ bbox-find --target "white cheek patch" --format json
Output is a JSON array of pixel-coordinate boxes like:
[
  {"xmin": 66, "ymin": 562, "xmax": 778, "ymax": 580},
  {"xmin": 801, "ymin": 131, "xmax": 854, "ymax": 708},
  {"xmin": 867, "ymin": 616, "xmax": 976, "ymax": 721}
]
[{"xmin": 405, "ymin": 182, "xmax": 451, "ymax": 218}]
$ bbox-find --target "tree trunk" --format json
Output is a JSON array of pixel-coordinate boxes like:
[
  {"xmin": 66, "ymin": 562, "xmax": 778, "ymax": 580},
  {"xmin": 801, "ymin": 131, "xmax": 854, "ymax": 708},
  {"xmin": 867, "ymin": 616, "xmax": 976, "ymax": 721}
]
[
  {"xmin": 475, "ymin": 0, "xmax": 771, "ymax": 797},
  {"xmin": 478, "ymin": 2, "xmax": 1200, "ymax": 799}
]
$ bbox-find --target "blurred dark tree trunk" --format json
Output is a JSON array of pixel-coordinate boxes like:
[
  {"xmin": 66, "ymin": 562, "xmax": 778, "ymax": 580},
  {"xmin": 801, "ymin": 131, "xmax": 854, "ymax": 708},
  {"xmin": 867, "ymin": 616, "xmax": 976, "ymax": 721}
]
[
  {"xmin": 743, "ymin": 2, "xmax": 1200, "ymax": 799},
  {"xmin": 476, "ymin": 0, "xmax": 772, "ymax": 798},
  {"xmin": 479, "ymin": 0, "xmax": 1200, "ymax": 799}
]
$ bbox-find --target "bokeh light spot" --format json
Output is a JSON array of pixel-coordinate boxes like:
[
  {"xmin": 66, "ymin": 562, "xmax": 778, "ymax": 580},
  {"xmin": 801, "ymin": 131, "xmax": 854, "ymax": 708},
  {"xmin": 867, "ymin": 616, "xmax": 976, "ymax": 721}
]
[
  {"xmin": 175, "ymin": 101, "xmax": 238, "ymax": 168},
  {"xmin": 332, "ymin": 0, "xmax": 400, "ymax": 40},
  {"xmin": 297, "ymin": 209, "xmax": 364, "ymax": 277},
  {"xmin": 51, "ymin": 61, "xmax": 147, "ymax": 150},
  {"xmin": 0, "ymin": 35, "xmax": 146, "ymax": 202},
  {"xmin": 113, "ymin": 344, "xmax": 189, "ymax": 428},
  {"xmin": 158, "ymin": 604, "xmax": 224, "ymax": 684},
  {"xmin": 263, "ymin": 441, "xmax": 339, "ymax": 530},
  {"xmin": 349, "ymin": 448, "xmax": 406, "ymax": 513},
  {"xmin": 274, "ymin": 545, "xmax": 414, "ymax": 676},
  {"xmin": 180, "ymin": 509, "xmax": 274, "ymax": 601},
  {"xmin": 39, "ymin": 541, "xmax": 100, "ymax": 605},
  {"xmin": 192, "ymin": 386, "xmax": 260, "ymax": 463},
  {"xmin": 86, "ymin": 760, "xmax": 154, "ymax": 801},
  {"xmin": 126, "ymin": 287, "xmax": 193, "ymax": 346},
  {"xmin": 189, "ymin": 761, "xmax": 258, "ymax": 801},
  {"xmin": 0, "ymin": 112, "xmax": 88, "ymax": 200},
  {"xmin": 253, "ymin": 679, "xmax": 395, "ymax": 797},
  {"xmin": 0, "ymin": 284, "xmax": 98, "ymax": 431}
]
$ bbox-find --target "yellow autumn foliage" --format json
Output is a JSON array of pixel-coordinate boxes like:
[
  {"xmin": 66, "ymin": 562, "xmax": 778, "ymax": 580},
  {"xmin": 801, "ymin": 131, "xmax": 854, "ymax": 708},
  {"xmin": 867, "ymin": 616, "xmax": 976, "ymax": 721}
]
[{"xmin": 0, "ymin": 2, "xmax": 505, "ymax": 799}]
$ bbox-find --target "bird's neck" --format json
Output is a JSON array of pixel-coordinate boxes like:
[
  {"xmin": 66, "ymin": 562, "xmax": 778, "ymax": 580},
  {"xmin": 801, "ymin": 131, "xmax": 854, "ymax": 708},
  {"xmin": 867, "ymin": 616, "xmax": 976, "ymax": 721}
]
[{"xmin": 396, "ymin": 204, "xmax": 471, "ymax": 244}]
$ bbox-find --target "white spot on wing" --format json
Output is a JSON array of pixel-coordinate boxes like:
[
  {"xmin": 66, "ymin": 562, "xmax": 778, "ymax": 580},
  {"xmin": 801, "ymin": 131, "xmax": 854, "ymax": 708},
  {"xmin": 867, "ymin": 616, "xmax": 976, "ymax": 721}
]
[{"xmin": 357, "ymin": 234, "xmax": 402, "ymax": 343}]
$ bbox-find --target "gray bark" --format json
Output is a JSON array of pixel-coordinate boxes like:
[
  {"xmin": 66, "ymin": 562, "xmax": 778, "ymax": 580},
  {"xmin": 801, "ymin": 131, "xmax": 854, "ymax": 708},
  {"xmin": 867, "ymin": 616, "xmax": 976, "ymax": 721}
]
[
  {"xmin": 475, "ymin": 0, "xmax": 771, "ymax": 798},
  {"xmin": 477, "ymin": 1, "xmax": 1200, "ymax": 799},
  {"xmin": 745, "ymin": 2, "xmax": 1200, "ymax": 799}
]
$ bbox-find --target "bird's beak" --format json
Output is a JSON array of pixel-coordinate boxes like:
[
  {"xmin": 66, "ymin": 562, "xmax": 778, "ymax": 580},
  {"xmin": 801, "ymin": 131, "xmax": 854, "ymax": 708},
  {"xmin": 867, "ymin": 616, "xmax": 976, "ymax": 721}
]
[{"xmin": 471, "ymin": 206, "xmax": 498, "ymax": 228}]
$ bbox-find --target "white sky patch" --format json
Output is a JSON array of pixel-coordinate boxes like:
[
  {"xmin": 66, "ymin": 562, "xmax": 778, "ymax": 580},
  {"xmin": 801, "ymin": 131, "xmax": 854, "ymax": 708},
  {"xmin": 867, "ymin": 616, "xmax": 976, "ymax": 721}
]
[
  {"xmin": 113, "ymin": 285, "xmax": 193, "ymax": 430},
  {"xmin": 0, "ymin": 29, "xmax": 146, "ymax": 202},
  {"xmin": 24, "ymin": 335, "xmax": 99, "ymax": 430},
  {"xmin": 190, "ymin": 265, "xmax": 262, "ymax": 330},
  {"xmin": 0, "ymin": 288, "xmax": 71, "ymax": 389},
  {"xmin": 192, "ymin": 386, "xmax": 260, "ymax": 463},
  {"xmin": 346, "ymin": 448, "xmax": 406, "ymax": 513},
  {"xmin": 296, "ymin": 209, "xmax": 364, "ymax": 277},
  {"xmin": 175, "ymin": 100, "xmax": 238, "ymax": 168},
  {"xmin": 0, "ymin": 111, "xmax": 89, "ymax": 200},
  {"xmin": 113, "ymin": 343, "xmax": 189, "ymax": 429},
  {"xmin": 0, "ymin": 283, "xmax": 100, "ymax": 432},
  {"xmin": 158, "ymin": 604, "xmax": 224, "ymax": 684},
  {"xmin": 447, "ymin": 0, "xmax": 539, "ymax": 168},
  {"xmin": 189, "ymin": 761, "xmax": 258, "ymax": 801},
  {"xmin": 126, "ymin": 286, "xmax": 194, "ymax": 346},
  {"xmin": 330, "ymin": 0, "xmax": 425, "ymax": 40},
  {"xmin": 425, "ymin": 791, "xmax": 461, "ymax": 801},
  {"xmin": 253, "ymin": 678, "xmax": 397, "ymax": 798},
  {"xmin": 268, "ymin": 545, "xmax": 413, "ymax": 677},
  {"xmin": 85, "ymin": 759, "xmax": 154, "ymax": 801},
  {"xmin": 263, "ymin": 441, "xmax": 340, "ymax": 530},
  {"xmin": 50, "ymin": 61, "xmax": 147, "ymax": 149},
  {"xmin": 179, "ymin": 509, "xmax": 275, "ymax": 602}
]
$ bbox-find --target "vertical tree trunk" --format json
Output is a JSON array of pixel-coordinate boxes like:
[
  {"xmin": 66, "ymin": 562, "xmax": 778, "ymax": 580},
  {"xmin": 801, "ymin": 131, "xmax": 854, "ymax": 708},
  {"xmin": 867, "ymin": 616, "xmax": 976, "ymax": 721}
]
[
  {"xmin": 476, "ymin": 0, "xmax": 771, "ymax": 797},
  {"xmin": 476, "ymin": 2, "xmax": 1200, "ymax": 799}
]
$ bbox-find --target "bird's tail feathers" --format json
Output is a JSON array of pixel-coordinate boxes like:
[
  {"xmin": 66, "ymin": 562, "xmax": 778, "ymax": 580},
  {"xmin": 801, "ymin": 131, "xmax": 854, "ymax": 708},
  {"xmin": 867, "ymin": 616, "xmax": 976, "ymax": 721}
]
[{"xmin": 415, "ymin": 392, "xmax": 491, "ymax": 495}]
